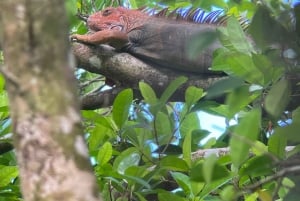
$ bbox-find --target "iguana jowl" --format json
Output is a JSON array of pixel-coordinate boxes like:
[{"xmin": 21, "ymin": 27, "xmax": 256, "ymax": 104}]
[{"xmin": 71, "ymin": 7, "xmax": 224, "ymax": 74}]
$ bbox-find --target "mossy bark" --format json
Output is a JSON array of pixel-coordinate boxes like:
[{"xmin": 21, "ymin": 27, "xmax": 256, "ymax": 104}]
[{"xmin": 0, "ymin": 1, "xmax": 102, "ymax": 201}]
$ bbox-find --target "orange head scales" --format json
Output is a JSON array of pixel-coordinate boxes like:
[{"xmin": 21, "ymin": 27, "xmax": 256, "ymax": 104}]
[{"xmin": 87, "ymin": 7, "xmax": 149, "ymax": 33}]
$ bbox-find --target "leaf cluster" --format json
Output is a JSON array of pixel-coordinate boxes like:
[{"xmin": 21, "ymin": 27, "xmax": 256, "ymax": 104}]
[
  {"xmin": 70, "ymin": 0, "xmax": 300, "ymax": 200},
  {"xmin": 1, "ymin": 0, "xmax": 300, "ymax": 201},
  {"xmin": 0, "ymin": 74, "xmax": 19, "ymax": 201}
]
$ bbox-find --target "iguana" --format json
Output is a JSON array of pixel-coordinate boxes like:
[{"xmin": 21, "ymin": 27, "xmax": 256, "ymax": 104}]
[{"xmin": 71, "ymin": 6, "xmax": 226, "ymax": 74}]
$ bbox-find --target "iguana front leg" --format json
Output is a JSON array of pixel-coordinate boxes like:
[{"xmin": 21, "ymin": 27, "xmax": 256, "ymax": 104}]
[{"xmin": 71, "ymin": 30, "xmax": 128, "ymax": 49}]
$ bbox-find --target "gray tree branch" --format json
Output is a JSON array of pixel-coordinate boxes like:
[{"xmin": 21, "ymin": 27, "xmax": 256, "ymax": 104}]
[
  {"xmin": 1, "ymin": 1, "xmax": 102, "ymax": 201},
  {"xmin": 71, "ymin": 43, "xmax": 225, "ymax": 109}
]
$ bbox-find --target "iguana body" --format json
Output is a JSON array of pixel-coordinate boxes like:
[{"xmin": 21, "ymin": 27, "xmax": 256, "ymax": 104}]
[{"xmin": 72, "ymin": 7, "xmax": 223, "ymax": 73}]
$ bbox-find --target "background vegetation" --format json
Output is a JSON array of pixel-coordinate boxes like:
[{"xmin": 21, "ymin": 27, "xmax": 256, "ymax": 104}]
[{"xmin": 1, "ymin": 0, "xmax": 300, "ymax": 200}]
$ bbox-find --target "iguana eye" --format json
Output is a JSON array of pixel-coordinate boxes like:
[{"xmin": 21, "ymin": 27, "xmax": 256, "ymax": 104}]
[{"xmin": 102, "ymin": 9, "xmax": 112, "ymax": 16}]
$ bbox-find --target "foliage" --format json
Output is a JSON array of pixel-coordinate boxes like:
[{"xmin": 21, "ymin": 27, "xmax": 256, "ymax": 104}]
[
  {"xmin": 1, "ymin": 0, "xmax": 300, "ymax": 201},
  {"xmin": 0, "ymin": 75, "xmax": 19, "ymax": 201}
]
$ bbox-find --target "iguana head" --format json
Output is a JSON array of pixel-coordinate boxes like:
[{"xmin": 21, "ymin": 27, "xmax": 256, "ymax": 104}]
[{"xmin": 87, "ymin": 7, "xmax": 148, "ymax": 33}]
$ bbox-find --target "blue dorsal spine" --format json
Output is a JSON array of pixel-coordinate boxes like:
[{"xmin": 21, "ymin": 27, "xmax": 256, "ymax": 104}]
[{"xmin": 141, "ymin": 6, "xmax": 226, "ymax": 25}]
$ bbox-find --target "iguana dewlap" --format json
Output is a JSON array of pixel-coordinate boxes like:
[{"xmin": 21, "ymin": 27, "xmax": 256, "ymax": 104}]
[{"xmin": 71, "ymin": 7, "xmax": 222, "ymax": 74}]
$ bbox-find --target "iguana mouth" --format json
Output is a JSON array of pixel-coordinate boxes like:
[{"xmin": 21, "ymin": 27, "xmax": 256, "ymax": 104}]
[
  {"xmin": 89, "ymin": 23, "xmax": 124, "ymax": 32},
  {"xmin": 110, "ymin": 24, "xmax": 124, "ymax": 31}
]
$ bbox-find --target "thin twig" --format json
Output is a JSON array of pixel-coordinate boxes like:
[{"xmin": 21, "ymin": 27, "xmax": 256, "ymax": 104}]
[
  {"xmin": 79, "ymin": 75, "xmax": 104, "ymax": 88},
  {"xmin": 243, "ymin": 165, "xmax": 300, "ymax": 191},
  {"xmin": 0, "ymin": 65, "xmax": 20, "ymax": 88}
]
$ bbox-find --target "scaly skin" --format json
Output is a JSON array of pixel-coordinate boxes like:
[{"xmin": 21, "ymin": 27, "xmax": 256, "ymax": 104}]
[
  {"xmin": 71, "ymin": 7, "xmax": 149, "ymax": 47},
  {"xmin": 71, "ymin": 6, "xmax": 222, "ymax": 74}
]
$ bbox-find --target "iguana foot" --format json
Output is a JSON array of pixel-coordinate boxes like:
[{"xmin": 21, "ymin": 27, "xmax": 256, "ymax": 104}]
[{"xmin": 70, "ymin": 34, "xmax": 84, "ymax": 43}]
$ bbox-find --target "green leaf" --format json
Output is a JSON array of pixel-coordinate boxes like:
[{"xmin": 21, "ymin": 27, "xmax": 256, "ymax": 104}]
[
  {"xmin": 125, "ymin": 166, "xmax": 148, "ymax": 178},
  {"xmin": 0, "ymin": 165, "xmax": 18, "ymax": 187},
  {"xmin": 139, "ymin": 82, "xmax": 157, "ymax": 105},
  {"xmin": 191, "ymin": 129, "xmax": 211, "ymax": 148},
  {"xmin": 81, "ymin": 111, "xmax": 110, "ymax": 126},
  {"xmin": 88, "ymin": 123, "xmax": 114, "ymax": 150},
  {"xmin": 230, "ymin": 109, "xmax": 261, "ymax": 168},
  {"xmin": 180, "ymin": 112, "xmax": 200, "ymax": 138},
  {"xmin": 203, "ymin": 155, "xmax": 218, "ymax": 183},
  {"xmin": 118, "ymin": 174, "xmax": 151, "ymax": 189},
  {"xmin": 193, "ymin": 0, "xmax": 228, "ymax": 10},
  {"xmin": 245, "ymin": 192, "xmax": 259, "ymax": 201},
  {"xmin": 128, "ymin": 0, "xmax": 138, "ymax": 8},
  {"xmin": 108, "ymin": 177, "xmax": 127, "ymax": 195},
  {"xmin": 220, "ymin": 185, "xmax": 236, "ymax": 201},
  {"xmin": 206, "ymin": 76, "xmax": 245, "ymax": 99},
  {"xmin": 171, "ymin": 172, "xmax": 192, "ymax": 196},
  {"xmin": 112, "ymin": 89, "xmax": 133, "ymax": 129},
  {"xmin": 158, "ymin": 192, "xmax": 185, "ymax": 201},
  {"xmin": 134, "ymin": 192, "xmax": 148, "ymax": 201},
  {"xmin": 251, "ymin": 141, "xmax": 268, "ymax": 156},
  {"xmin": 181, "ymin": 86, "xmax": 203, "ymax": 119},
  {"xmin": 160, "ymin": 156, "xmax": 189, "ymax": 172},
  {"xmin": 113, "ymin": 147, "xmax": 140, "ymax": 174},
  {"xmin": 212, "ymin": 52, "xmax": 265, "ymax": 85},
  {"xmin": 275, "ymin": 123, "xmax": 300, "ymax": 143},
  {"xmin": 239, "ymin": 155, "xmax": 274, "ymax": 177},
  {"xmin": 248, "ymin": 6, "xmax": 289, "ymax": 48},
  {"xmin": 159, "ymin": 76, "xmax": 187, "ymax": 104},
  {"xmin": 65, "ymin": 0, "xmax": 79, "ymax": 21},
  {"xmin": 97, "ymin": 142, "xmax": 112, "ymax": 166},
  {"xmin": 226, "ymin": 85, "xmax": 257, "ymax": 118},
  {"xmin": 203, "ymin": 137, "xmax": 217, "ymax": 149},
  {"xmin": 226, "ymin": 16, "xmax": 254, "ymax": 54},
  {"xmin": 278, "ymin": 177, "xmax": 295, "ymax": 199},
  {"xmin": 155, "ymin": 111, "xmax": 172, "ymax": 137},
  {"xmin": 123, "ymin": 127, "xmax": 140, "ymax": 147},
  {"xmin": 193, "ymin": 101, "xmax": 230, "ymax": 117},
  {"xmin": 292, "ymin": 107, "xmax": 300, "ymax": 122},
  {"xmin": 279, "ymin": 176, "xmax": 300, "ymax": 201},
  {"xmin": 0, "ymin": 74, "xmax": 5, "ymax": 93},
  {"xmin": 282, "ymin": 177, "xmax": 295, "ymax": 189},
  {"xmin": 183, "ymin": 131, "xmax": 192, "ymax": 167},
  {"xmin": 265, "ymin": 79, "xmax": 290, "ymax": 118},
  {"xmin": 252, "ymin": 54, "xmax": 276, "ymax": 85},
  {"xmin": 187, "ymin": 30, "xmax": 218, "ymax": 60},
  {"xmin": 190, "ymin": 158, "xmax": 230, "ymax": 183},
  {"xmin": 268, "ymin": 133, "xmax": 287, "ymax": 159},
  {"xmin": 203, "ymin": 157, "xmax": 229, "ymax": 183},
  {"xmin": 185, "ymin": 86, "xmax": 203, "ymax": 108},
  {"xmin": 286, "ymin": 145, "xmax": 300, "ymax": 158},
  {"xmin": 190, "ymin": 180, "xmax": 205, "ymax": 196},
  {"xmin": 198, "ymin": 174, "xmax": 233, "ymax": 198}
]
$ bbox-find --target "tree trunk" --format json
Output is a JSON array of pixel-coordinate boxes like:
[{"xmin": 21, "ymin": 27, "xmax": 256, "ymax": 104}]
[{"xmin": 0, "ymin": 1, "xmax": 102, "ymax": 201}]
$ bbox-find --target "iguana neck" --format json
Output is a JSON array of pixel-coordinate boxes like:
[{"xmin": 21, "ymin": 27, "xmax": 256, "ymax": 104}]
[{"xmin": 120, "ymin": 10, "xmax": 150, "ymax": 32}]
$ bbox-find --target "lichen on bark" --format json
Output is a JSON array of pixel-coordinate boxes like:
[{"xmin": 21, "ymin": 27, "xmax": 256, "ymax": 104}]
[{"xmin": 0, "ymin": 1, "xmax": 103, "ymax": 201}]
